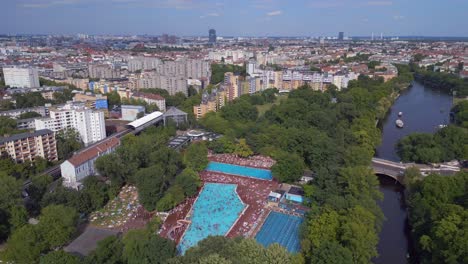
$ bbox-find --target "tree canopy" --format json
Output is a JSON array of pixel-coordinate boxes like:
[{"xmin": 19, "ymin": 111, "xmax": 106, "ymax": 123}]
[
  {"xmin": 397, "ymin": 126, "xmax": 468, "ymax": 163},
  {"xmin": 406, "ymin": 171, "xmax": 468, "ymax": 264}
]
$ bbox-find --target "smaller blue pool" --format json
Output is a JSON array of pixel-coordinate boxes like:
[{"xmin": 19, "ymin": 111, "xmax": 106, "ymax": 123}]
[
  {"xmin": 255, "ymin": 211, "xmax": 304, "ymax": 253},
  {"xmin": 206, "ymin": 162, "xmax": 273, "ymax": 180}
]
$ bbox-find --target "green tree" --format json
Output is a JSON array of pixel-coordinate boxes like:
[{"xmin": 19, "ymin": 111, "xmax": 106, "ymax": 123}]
[
  {"xmin": 310, "ymin": 241, "xmax": 353, "ymax": 264},
  {"xmin": 233, "ymin": 139, "xmax": 253, "ymax": 158},
  {"xmin": 340, "ymin": 206, "xmax": 379, "ymax": 264},
  {"xmin": 40, "ymin": 250, "xmax": 80, "ymax": 264},
  {"xmin": 18, "ymin": 111, "xmax": 42, "ymax": 119},
  {"xmin": 156, "ymin": 185, "xmax": 185, "ymax": 212},
  {"xmin": 198, "ymin": 254, "xmax": 232, "ymax": 264},
  {"xmin": 413, "ymin": 53, "xmax": 425, "ymax": 62},
  {"xmin": 3, "ymin": 224, "xmax": 45, "ymax": 263},
  {"xmin": 208, "ymin": 137, "xmax": 236, "ymax": 154},
  {"xmin": 0, "ymin": 116, "xmax": 20, "ymax": 135},
  {"xmin": 56, "ymin": 128, "xmax": 84, "ymax": 160},
  {"xmin": 135, "ymin": 166, "xmax": 167, "ymax": 211},
  {"xmin": 271, "ymin": 152, "xmax": 304, "ymax": 183},
  {"xmin": 0, "ymin": 173, "xmax": 22, "ymax": 211},
  {"xmin": 26, "ymin": 174, "xmax": 53, "ymax": 214},
  {"xmin": 305, "ymin": 209, "xmax": 340, "ymax": 252},
  {"xmin": 434, "ymin": 125, "xmax": 468, "ymax": 160},
  {"xmin": 95, "ymin": 153, "xmax": 130, "ymax": 187},
  {"xmin": 402, "ymin": 166, "xmax": 422, "ymax": 190},
  {"xmin": 107, "ymin": 91, "xmax": 121, "ymax": 108},
  {"xmin": 85, "ymin": 236, "xmax": 123, "ymax": 264},
  {"xmin": 122, "ymin": 229, "xmax": 176, "ymax": 264},
  {"xmin": 81, "ymin": 177, "xmax": 110, "ymax": 211},
  {"xmin": 264, "ymin": 243, "xmax": 293, "ymax": 264},
  {"xmin": 397, "ymin": 133, "xmax": 443, "ymax": 163},
  {"xmin": 184, "ymin": 142, "xmax": 209, "ymax": 172},
  {"xmin": 8, "ymin": 206, "xmax": 28, "ymax": 231},
  {"xmin": 38, "ymin": 205, "xmax": 78, "ymax": 249},
  {"xmin": 175, "ymin": 168, "xmax": 201, "ymax": 197}
]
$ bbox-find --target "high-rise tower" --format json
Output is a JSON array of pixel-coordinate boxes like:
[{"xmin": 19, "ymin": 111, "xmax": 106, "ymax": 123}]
[{"xmin": 209, "ymin": 29, "xmax": 217, "ymax": 44}]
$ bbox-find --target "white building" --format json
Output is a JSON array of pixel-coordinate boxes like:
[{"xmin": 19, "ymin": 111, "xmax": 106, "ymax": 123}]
[
  {"xmin": 3, "ymin": 67, "xmax": 40, "ymax": 88},
  {"xmin": 61, "ymin": 137, "xmax": 120, "ymax": 189},
  {"xmin": 121, "ymin": 105, "xmax": 145, "ymax": 121},
  {"xmin": 35, "ymin": 103, "xmax": 106, "ymax": 145}
]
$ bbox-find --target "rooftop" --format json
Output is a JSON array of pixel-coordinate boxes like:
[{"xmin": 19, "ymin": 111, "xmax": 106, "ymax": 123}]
[
  {"xmin": 133, "ymin": 92, "xmax": 165, "ymax": 101},
  {"xmin": 163, "ymin": 106, "xmax": 187, "ymax": 117},
  {"xmin": 126, "ymin": 111, "xmax": 163, "ymax": 129},
  {"xmin": 66, "ymin": 137, "xmax": 120, "ymax": 167},
  {"xmin": 0, "ymin": 129, "xmax": 54, "ymax": 144}
]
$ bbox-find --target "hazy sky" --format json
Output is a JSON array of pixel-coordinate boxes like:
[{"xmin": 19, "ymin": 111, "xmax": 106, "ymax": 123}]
[{"xmin": 2, "ymin": 0, "xmax": 468, "ymax": 37}]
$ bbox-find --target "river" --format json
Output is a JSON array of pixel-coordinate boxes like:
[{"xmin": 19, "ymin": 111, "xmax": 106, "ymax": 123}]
[{"xmin": 373, "ymin": 81, "xmax": 453, "ymax": 264}]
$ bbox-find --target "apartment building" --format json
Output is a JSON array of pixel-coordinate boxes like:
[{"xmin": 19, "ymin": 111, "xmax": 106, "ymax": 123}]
[
  {"xmin": 128, "ymin": 57, "xmax": 162, "ymax": 72},
  {"xmin": 35, "ymin": 103, "xmax": 106, "ymax": 145},
  {"xmin": 0, "ymin": 106, "xmax": 49, "ymax": 119},
  {"xmin": 0, "ymin": 129, "xmax": 58, "ymax": 163},
  {"xmin": 88, "ymin": 64, "xmax": 122, "ymax": 79},
  {"xmin": 224, "ymin": 72, "xmax": 242, "ymax": 101},
  {"xmin": 3, "ymin": 67, "xmax": 40, "ymax": 88},
  {"xmin": 131, "ymin": 92, "xmax": 166, "ymax": 112},
  {"xmin": 193, "ymin": 87, "xmax": 226, "ymax": 119},
  {"xmin": 129, "ymin": 57, "xmax": 211, "ymax": 81},
  {"xmin": 135, "ymin": 73, "xmax": 188, "ymax": 95},
  {"xmin": 73, "ymin": 93, "xmax": 109, "ymax": 110}
]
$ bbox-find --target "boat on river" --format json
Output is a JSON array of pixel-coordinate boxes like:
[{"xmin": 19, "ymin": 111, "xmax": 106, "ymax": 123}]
[
  {"xmin": 396, "ymin": 119, "xmax": 404, "ymax": 128},
  {"xmin": 398, "ymin": 111, "xmax": 403, "ymax": 117}
]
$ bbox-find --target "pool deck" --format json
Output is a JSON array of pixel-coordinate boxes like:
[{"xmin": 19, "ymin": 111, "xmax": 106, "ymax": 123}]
[
  {"xmin": 160, "ymin": 154, "xmax": 279, "ymax": 246},
  {"xmin": 200, "ymin": 171, "xmax": 279, "ymax": 238},
  {"xmin": 208, "ymin": 153, "xmax": 276, "ymax": 170}
]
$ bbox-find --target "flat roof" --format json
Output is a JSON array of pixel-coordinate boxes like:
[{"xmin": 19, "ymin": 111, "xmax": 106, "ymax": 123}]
[{"xmin": 126, "ymin": 111, "xmax": 163, "ymax": 129}]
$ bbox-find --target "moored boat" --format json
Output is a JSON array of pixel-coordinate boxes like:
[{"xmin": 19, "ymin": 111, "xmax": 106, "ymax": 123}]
[{"xmin": 396, "ymin": 119, "xmax": 404, "ymax": 128}]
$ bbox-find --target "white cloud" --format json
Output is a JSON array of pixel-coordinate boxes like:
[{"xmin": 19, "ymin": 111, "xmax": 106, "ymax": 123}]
[
  {"xmin": 200, "ymin": 12, "xmax": 221, "ymax": 19},
  {"xmin": 308, "ymin": 0, "xmax": 345, "ymax": 8},
  {"xmin": 21, "ymin": 0, "xmax": 79, "ymax": 8},
  {"xmin": 367, "ymin": 1, "xmax": 393, "ymax": 6},
  {"xmin": 266, "ymin": 10, "xmax": 282, "ymax": 16}
]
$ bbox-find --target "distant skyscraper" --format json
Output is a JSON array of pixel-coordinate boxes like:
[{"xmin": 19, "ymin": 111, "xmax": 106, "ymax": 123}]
[
  {"xmin": 338, "ymin": 32, "xmax": 344, "ymax": 41},
  {"xmin": 209, "ymin": 29, "xmax": 217, "ymax": 44}
]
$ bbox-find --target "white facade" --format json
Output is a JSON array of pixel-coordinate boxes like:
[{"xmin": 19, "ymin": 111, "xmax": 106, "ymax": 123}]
[
  {"xmin": 35, "ymin": 104, "xmax": 106, "ymax": 145},
  {"xmin": 3, "ymin": 67, "xmax": 40, "ymax": 88},
  {"xmin": 61, "ymin": 137, "xmax": 119, "ymax": 189}
]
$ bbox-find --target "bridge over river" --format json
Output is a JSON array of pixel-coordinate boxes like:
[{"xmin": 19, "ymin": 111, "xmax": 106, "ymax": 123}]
[{"xmin": 371, "ymin": 157, "xmax": 461, "ymax": 183}]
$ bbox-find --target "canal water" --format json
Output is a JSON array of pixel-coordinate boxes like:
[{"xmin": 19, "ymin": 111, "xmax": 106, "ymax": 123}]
[{"xmin": 373, "ymin": 81, "xmax": 453, "ymax": 264}]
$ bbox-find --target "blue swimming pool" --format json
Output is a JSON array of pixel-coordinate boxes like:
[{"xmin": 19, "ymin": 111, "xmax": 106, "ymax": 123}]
[
  {"xmin": 255, "ymin": 211, "xmax": 304, "ymax": 253},
  {"xmin": 178, "ymin": 183, "xmax": 245, "ymax": 254},
  {"xmin": 206, "ymin": 162, "xmax": 273, "ymax": 180}
]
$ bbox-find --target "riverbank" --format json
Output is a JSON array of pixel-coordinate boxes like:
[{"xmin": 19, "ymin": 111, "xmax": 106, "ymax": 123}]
[{"xmin": 374, "ymin": 80, "xmax": 454, "ymax": 264}]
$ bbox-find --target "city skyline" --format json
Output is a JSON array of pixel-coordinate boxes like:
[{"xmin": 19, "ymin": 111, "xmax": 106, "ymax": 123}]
[{"xmin": 2, "ymin": 0, "xmax": 468, "ymax": 37}]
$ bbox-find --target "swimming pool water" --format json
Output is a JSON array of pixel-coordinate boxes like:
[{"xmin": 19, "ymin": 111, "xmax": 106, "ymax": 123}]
[
  {"xmin": 206, "ymin": 162, "xmax": 273, "ymax": 180},
  {"xmin": 178, "ymin": 183, "xmax": 245, "ymax": 254},
  {"xmin": 255, "ymin": 211, "xmax": 303, "ymax": 253}
]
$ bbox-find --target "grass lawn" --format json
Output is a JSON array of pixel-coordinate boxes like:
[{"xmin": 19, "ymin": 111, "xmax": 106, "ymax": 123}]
[
  {"xmin": 257, "ymin": 94, "xmax": 288, "ymax": 116},
  {"xmin": 90, "ymin": 185, "xmax": 141, "ymax": 229}
]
